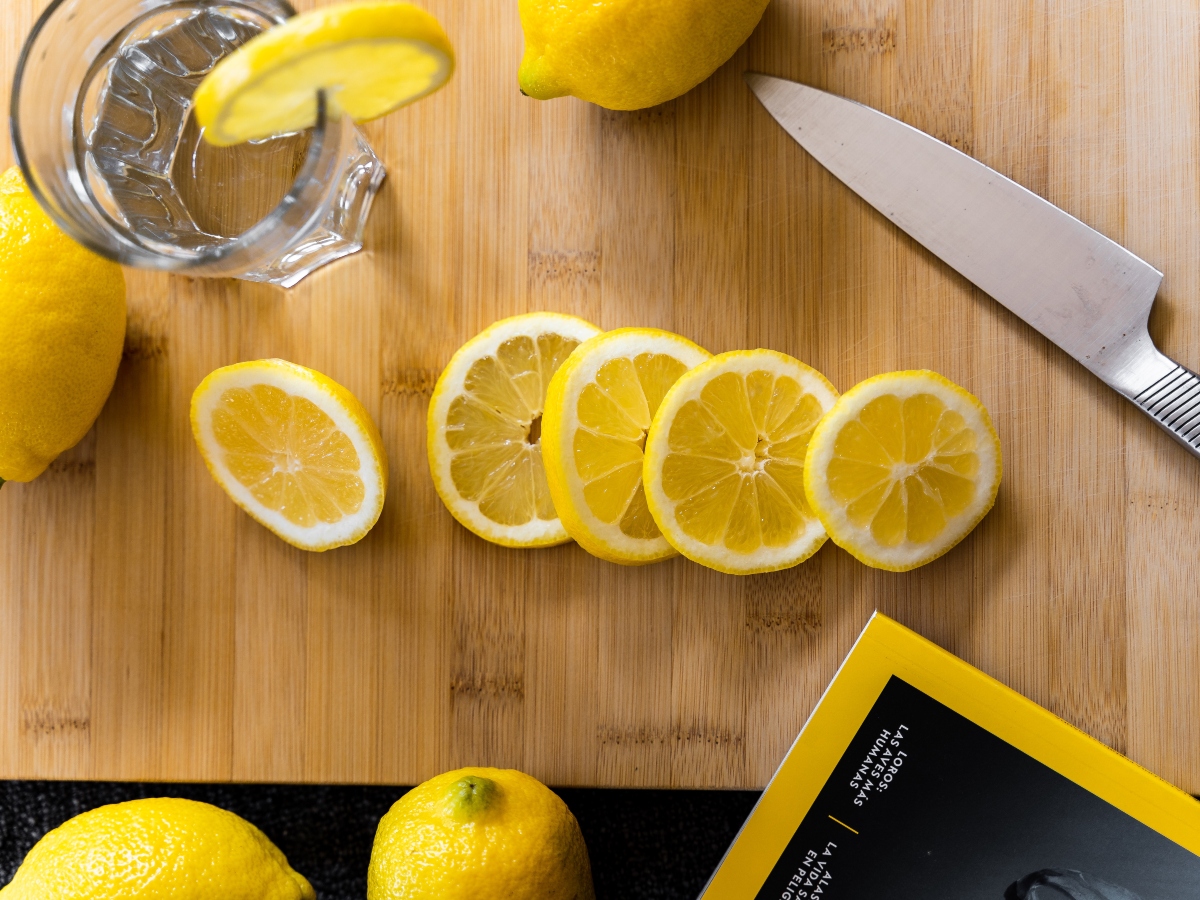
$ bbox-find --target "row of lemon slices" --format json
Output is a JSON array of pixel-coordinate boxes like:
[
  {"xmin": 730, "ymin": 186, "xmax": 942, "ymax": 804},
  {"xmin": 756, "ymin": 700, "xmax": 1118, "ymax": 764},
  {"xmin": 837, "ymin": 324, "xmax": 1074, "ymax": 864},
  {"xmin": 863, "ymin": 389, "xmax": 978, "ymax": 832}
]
[
  {"xmin": 427, "ymin": 313, "xmax": 1002, "ymax": 574},
  {"xmin": 184, "ymin": 314, "xmax": 999, "ymax": 571}
]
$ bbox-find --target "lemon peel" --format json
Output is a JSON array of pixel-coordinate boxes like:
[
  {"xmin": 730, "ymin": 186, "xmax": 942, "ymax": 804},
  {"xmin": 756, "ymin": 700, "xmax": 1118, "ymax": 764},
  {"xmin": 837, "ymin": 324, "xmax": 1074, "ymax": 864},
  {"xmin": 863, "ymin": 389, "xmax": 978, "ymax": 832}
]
[
  {"xmin": 368, "ymin": 768, "xmax": 594, "ymax": 900},
  {"xmin": 0, "ymin": 166, "xmax": 125, "ymax": 483},
  {"xmin": 0, "ymin": 797, "xmax": 313, "ymax": 900},
  {"xmin": 518, "ymin": 0, "xmax": 771, "ymax": 110}
]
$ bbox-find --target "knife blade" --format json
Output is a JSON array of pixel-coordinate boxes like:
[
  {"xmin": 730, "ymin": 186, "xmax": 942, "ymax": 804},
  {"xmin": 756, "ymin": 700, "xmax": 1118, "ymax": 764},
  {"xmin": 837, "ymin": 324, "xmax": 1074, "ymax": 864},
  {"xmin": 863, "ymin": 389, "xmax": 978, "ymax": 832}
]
[{"xmin": 745, "ymin": 72, "xmax": 1200, "ymax": 460}]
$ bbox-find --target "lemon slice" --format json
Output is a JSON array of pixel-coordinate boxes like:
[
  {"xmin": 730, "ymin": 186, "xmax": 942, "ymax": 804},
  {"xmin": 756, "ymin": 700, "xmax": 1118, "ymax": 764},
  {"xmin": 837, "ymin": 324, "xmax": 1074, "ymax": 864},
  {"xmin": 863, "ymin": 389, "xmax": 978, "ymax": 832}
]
[
  {"xmin": 427, "ymin": 312, "xmax": 602, "ymax": 547},
  {"xmin": 194, "ymin": 1, "xmax": 454, "ymax": 146},
  {"xmin": 642, "ymin": 350, "xmax": 839, "ymax": 575},
  {"xmin": 190, "ymin": 359, "xmax": 388, "ymax": 551},
  {"xmin": 803, "ymin": 370, "xmax": 1002, "ymax": 571},
  {"xmin": 542, "ymin": 328, "xmax": 711, "ymax": 565}
]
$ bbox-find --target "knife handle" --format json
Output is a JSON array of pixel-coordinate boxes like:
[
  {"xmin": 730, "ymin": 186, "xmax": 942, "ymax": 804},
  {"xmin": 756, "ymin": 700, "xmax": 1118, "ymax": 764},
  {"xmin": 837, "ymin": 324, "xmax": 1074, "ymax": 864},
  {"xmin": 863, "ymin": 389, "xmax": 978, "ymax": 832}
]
[{"xmin": 1132, "ymin": 362, "xmax": 1200, "ymax": 458}]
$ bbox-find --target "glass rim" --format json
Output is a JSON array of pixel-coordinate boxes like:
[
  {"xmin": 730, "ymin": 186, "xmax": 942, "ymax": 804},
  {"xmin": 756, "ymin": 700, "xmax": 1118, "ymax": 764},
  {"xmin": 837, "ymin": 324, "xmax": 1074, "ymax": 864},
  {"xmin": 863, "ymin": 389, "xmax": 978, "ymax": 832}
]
[{"xmin": 8, "ymin": 0, "xmax": 333, "ymax": 272}]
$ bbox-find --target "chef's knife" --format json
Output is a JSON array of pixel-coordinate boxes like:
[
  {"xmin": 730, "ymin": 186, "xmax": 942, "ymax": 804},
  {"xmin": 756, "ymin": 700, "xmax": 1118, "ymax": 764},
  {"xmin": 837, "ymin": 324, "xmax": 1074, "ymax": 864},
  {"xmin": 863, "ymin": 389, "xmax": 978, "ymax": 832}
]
[{"xmin": 746, "ymin": 73, "xmax": 1200, "ymax": 460}]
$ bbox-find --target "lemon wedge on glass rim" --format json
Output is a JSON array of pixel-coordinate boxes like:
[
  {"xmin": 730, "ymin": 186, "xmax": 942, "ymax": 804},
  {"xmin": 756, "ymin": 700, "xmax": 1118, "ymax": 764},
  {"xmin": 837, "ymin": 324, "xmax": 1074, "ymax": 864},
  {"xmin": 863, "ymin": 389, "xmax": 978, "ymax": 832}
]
[
  {"xmin": 191, "ymin": 359, "xmax": 387, "ymax": 551},
  {"xmin": 643, "ymin": 349, "xmax": 839, "ymax": 575},
  {"xmin": 803, "ymin": 370, "xmax": 1002, "ymax": 572},
  {"xmin": 194, "ymin": 1, "xmax": 454, "ymax": 146},
  {"xmin": 427, "ymin": 312, "xmax": 602, "ymax": 547},
  {"xmin": 541, "ymin": 328, "xmax": 711, "ymax": 565}
]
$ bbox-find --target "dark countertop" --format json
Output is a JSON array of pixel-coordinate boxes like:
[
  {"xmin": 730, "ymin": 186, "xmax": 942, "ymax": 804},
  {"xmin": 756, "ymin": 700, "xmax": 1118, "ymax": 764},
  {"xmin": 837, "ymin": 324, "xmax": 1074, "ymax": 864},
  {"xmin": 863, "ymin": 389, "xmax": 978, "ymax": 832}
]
[{"xmin": 0, "ymin": 781, "xmax": 760, "ymax": 900}]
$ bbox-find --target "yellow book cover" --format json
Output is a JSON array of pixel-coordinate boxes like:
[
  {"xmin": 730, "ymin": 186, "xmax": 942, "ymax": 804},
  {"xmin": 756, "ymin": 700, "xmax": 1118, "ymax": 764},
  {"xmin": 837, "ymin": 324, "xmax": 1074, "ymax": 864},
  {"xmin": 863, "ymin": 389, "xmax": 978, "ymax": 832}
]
[{"xmin": 701, "ymin": 612, "xmax": 1200, "ymax": 900}]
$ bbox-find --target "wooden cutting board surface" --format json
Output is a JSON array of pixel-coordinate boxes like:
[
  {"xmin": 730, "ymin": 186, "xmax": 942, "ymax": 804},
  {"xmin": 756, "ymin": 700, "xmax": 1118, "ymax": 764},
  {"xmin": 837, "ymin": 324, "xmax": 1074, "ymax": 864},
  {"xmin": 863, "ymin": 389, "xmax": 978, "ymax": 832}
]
[{"xmin": 2, "ymin": 0, "xmax": 1200, "ymax": 790}]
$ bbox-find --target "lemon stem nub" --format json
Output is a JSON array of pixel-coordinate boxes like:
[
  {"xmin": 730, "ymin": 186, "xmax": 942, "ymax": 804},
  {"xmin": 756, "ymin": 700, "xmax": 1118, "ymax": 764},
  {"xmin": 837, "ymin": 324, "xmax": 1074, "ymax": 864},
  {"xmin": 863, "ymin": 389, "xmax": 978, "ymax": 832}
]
[{"xmin": 448, "ymin": 776, "xmax": 498, "ymax": 820}]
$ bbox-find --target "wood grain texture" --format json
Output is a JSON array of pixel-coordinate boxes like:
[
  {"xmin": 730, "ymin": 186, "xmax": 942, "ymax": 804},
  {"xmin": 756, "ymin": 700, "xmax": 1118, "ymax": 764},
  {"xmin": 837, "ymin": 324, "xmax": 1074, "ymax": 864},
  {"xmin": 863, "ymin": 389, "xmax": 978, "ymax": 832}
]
[{"xmin": 2, "ymin": 0, "xmax": 1199, "ymax": 789}]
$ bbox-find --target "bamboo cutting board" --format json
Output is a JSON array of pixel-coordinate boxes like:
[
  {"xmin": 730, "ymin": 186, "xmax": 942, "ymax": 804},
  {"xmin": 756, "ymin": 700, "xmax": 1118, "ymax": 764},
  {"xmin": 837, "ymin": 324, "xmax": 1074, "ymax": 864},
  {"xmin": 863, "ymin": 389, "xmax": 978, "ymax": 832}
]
[{"xmin": 2, "ymin": 0, "xmax": 1200, "ymax": 791}]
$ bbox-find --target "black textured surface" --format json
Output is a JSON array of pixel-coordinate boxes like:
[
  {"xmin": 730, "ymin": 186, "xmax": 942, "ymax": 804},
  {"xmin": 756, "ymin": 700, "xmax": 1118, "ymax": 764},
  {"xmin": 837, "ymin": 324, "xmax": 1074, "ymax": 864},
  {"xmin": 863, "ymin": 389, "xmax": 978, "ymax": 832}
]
[{"xmin": 0, "ymin": 781, "xmax": 760, "ymax": 899}]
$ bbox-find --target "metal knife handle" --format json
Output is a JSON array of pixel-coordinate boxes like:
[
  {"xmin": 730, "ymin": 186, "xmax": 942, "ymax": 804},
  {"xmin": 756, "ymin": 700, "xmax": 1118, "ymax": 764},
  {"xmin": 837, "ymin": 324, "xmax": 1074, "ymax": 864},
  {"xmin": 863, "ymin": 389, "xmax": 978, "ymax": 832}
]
[{"xmin": 1131, "ymin": 362, "xmax": 1200, "ymax": 458}]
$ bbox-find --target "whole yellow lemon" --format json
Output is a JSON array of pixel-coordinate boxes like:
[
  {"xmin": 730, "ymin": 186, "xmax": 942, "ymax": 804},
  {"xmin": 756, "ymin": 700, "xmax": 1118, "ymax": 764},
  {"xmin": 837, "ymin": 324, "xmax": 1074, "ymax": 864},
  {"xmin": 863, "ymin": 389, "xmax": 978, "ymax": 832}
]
[
  {"xmin": 368, "ymin": 767, "xmax": 595, "ymax": 900},
  {"xmin": 0, "ymin": 166, "xmax": 126, "ymax": 484},
  {"xmin": 0, "ymin": 797, "xmax": 314, "ymax": 900},
  {"xmin": 518, "ymin": 0, "xmax": 771, "ymax": 110}
]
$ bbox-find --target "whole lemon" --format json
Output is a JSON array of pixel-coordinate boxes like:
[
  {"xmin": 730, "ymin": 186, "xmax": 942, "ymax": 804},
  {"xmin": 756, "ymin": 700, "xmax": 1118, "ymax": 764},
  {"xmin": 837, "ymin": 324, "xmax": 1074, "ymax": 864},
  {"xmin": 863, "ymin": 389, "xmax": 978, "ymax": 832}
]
[
  {"xmin": 0, "ymin": 797, "xmax": 314, "ymax": 900},
  {"xmin": 368, "ymin": 767, "xmax": 594, "ymax": 900},
  {"xmin": 518, "ymin": 0, "xmax": 771, "ymax": 110},
  {"xmin": 0, "ymin": 166, "xmax": 126, "ymax": 484}
]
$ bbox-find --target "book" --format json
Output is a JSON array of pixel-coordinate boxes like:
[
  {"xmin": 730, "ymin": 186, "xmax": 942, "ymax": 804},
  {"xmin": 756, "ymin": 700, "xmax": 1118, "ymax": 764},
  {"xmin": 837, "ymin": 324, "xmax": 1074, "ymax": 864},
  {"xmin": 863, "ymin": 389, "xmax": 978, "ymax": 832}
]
[{"xmin": 701, "ymin": 613, "xmax": 1200, "ymax": 900}]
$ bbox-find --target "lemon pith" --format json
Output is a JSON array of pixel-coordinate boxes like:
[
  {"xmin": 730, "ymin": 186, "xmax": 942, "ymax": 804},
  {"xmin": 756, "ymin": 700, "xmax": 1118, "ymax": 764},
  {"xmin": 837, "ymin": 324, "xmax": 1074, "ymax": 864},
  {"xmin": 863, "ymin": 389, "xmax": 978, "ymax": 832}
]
[
  {"xmin": 518, "ymin": 0, "xmax": 770, "ymax": 110},
  {"xmin": 427, "ymin": 313, "xmax": 602, "ymax": 547},
  {"xmin": 191, "ymin": 359, "xmax": 387, "ymax": 551},
  {"xmin": 0, "ymin": 797, "xmax": 313, "ymax": 900},
  {"xmin": 0, "ymin": 166, "xmax": 126, "ymax": 483},
  {"xmin": 803, "ymin": 370, "xmax": 1002, "ymax": 572},
  {"xmin": 542, "ymin": 328, "xmax": 711, "ymax": 564},
  {"xmin": 643, "ymin": 350, "xmax": 839, "ymax": 575},
  {"xmin": 194, "ymin": 1, "xmax": 454, "ymax": 146},
  {"xmin": 368, "ymin": 767, "xmax": 595, "ymax": 900}
]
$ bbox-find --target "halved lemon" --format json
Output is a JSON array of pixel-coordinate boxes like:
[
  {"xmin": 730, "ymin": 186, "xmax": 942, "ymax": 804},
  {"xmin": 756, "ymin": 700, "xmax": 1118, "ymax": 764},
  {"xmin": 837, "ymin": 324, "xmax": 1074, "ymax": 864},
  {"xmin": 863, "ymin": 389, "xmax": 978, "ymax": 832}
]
[
  {"xmin": 803, "ymin": 370, "xmax": 1002, "ymax": 571},
  {"xmin": 190, "ymin": 359, "xmax": 388, "ymax": 551},
  {"xmin": 427, "ymin": 312, "xmax": 602, "ymax": 547},
  {"xmin": 643, "ymin": 350, "xmax": 839, "ymax": 575},
  {"xmin": 194, "ymin": 1, "xmax": 454, "ymax": 146},
  {"xmin": 542, "ymin": 328, "xmax": 711, "ymax": 565}
]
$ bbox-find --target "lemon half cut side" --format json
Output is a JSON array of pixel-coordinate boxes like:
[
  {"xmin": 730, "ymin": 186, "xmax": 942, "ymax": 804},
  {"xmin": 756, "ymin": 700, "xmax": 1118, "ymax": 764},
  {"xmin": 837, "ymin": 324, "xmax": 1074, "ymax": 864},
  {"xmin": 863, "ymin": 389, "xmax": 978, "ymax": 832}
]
[
  {"xmin": 803, "ymin": 370, "xmax": 1002, "ymax": 572},
  {"xmin": 194, "ymin": 1, "xmax": 455, "ymax": 146},
  {"xmin": 542, "ymin": 328, "xmax": 711, "ymax": 565},
  {"xmin": 191, "ymin": 359, "xmax": 388, "ymax": 551},
  {"xmin": 643, "ymin": 349, "xmax": 839, "ymax": 575},
  {"xmin": 427, "ymin": 312, "xmax": 602, "ymax": 548}
]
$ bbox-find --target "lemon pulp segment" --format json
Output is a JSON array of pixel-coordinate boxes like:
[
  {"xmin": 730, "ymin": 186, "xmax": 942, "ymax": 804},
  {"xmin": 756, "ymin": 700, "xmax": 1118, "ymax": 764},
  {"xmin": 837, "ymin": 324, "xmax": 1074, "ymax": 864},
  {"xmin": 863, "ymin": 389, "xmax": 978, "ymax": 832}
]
[
  {"xmin": 577, "ymin": 353, "xmax": 686, "ymax": 535},
  {"xmin": 213, "ymin": 383, "xmax": 365, "ymax": 527},
  {"xmin": 644, "ymin": 350, "xmax": 838, "ymax": 574},
  {"xmin": 446, "ymin": 332, "xmax": 579, "ymax": 525},
  {"xmin": 428, "ymin": 313, "xmax": 602, "ymax": 547},
  {"xmin": 664, "ymin": 370, "xmax": 822, "ymax": 547},
  {"xmin": 804, "ymin": 370, "xmax": 1001, "ymax": 571},
  {"xmin": 542, "ymin": 328, "xmax": 710, "ymax": 564},
  {"xmin": 829, "ymin": 394, "xmax": 977, "ymax": 544},
  {"xmin": 191, "ymin": 359, "xmax": 387, "ymax": 551}
]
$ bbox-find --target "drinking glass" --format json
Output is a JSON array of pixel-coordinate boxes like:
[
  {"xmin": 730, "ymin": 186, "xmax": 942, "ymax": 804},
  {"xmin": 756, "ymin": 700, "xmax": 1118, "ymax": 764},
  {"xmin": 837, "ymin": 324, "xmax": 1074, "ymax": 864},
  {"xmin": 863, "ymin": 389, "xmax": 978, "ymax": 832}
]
[{"xmin": 12, "ymin": 0, "xmax": 386, "ymax": 287}]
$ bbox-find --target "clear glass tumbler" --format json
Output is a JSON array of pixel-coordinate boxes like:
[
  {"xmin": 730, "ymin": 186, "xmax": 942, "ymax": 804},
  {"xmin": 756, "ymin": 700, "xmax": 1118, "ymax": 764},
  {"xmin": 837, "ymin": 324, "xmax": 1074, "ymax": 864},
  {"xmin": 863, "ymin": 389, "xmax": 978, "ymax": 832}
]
[{"xmin": 12, "ymin": 0, "xmax": 386, "ymax": 287}]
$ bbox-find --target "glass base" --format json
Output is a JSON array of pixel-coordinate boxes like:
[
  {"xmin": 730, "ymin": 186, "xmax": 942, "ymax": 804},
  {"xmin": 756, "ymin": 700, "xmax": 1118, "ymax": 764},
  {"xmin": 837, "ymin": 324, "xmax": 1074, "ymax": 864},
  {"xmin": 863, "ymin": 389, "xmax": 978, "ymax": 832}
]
[{"xmin": 236, "ymin": 129, "xmax": 386, "ymax": 288}]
